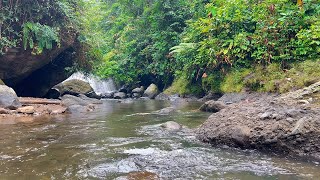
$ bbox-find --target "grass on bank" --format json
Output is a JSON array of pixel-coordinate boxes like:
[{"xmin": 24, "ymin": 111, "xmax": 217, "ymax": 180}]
[{"xmin": 165, "ymin": 60, "xmax": 320, "ymax": 95}]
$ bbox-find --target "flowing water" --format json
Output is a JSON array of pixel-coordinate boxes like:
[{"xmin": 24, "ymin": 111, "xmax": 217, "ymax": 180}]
[
  {"xmin": 64, "ymin": 72, "xmax": 117, "ymax": 95},
  {"xmin": 0, "ymin": 100, "xmax": 320, "ymax": 179}
]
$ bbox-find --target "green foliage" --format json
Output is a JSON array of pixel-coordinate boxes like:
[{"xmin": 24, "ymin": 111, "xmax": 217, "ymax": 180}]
[
  {"xmin": 164, "ymin": 75, "xmax": 204, "ymax": 96},
  {"xmin": 0, "ymin": 0, "xmax": 81, "ymax": 55},
  {"xmin": 23, "ymin": 22, "xmax": 60, "ymax": 54},
  {"xmin": 94, "ymin": 0, "xmax": 205, "ymax": 86},
  {"xmin": 220, "ymin": 60, "xmax": 320, "ymax": 93},
  {"xmin": 171, "ymin": 0, "xmax": 320, "ymax": 94},
  {"xmin": 221, "ymin": 69, "xmax": 252, "ymax": 93}
]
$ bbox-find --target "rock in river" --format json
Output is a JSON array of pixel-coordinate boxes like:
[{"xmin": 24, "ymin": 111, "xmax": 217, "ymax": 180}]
[
  {"xmin": 53, "ymin": 79, "xmax": 96, "ymax": 97},
  {"xmin": 197, "ymin": 92, "xmax": 320, "ymax": 161},
  {"xmin": 199, "ymin": 100, "xmax": 225, "ymax": 113},
  {"xmin": 144, "ymin": 84, "xmax": 159, "ymax": 99},
  {"xmin": 114, "ymin": 92, "xmax": 127, "ymax": 99},
  {"xmin": 161, "ymin": 121, "xmax": 182, "ymax": 131},
  {"xmin": 0, "ymin": 85, "xmax": 21, "ymax": 109}
]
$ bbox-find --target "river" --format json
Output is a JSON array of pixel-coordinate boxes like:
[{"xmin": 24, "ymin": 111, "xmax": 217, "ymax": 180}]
[{"xmin": 0, "ymin": 100, "xmax": 319, "ymax": 179}]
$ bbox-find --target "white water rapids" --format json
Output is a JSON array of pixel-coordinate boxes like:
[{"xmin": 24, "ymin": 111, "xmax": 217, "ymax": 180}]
[{"xmin": 63, "ymin": 72, "xmax": 117, "ymax": 95}]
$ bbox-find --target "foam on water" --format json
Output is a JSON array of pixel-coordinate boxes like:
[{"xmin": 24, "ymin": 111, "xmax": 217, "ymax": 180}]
[{"xmin": 64, "ymin": 72, "xmax": 117, "ymax": 95}]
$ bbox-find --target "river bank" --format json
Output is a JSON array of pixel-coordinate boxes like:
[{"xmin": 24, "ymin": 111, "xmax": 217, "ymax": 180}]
[{"xmin": 197, "ymin": 82, "xmax": 320, "ymax": 162}]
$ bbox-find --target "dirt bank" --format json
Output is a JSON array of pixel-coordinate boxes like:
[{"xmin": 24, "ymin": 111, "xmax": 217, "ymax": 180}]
[{"xmin": 197, "ymin": 84, "xmax": 320, "ymax": 161}]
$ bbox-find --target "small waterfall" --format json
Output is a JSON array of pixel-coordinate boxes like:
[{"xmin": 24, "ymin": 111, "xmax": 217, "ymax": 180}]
[{"xmin": 64, "ymin": 72, "xmax": 117, "ymax": 95}]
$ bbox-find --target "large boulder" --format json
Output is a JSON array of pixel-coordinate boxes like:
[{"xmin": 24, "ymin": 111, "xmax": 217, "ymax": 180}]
[
  {"xmin": 143, "ymin": 84, "xmax": 159, "ymax": 99},
  {"xmin": 61, "ymin": 95, "xmax": 97, "ymax": 114},
  {"xmin": 199, "ymin": 100, "xmax": 226, "ymax": 113},
  {"xmin": 0, "ymin": 85, "xmax": 21, "ymax": 109},
  {"xmin": 0, "ymin": 31, "xmax": 76, "ymax": 87},
  {"xmin": 197, "ymin": 93, "xmax": 320, "ymax": 161},
  {"xmin": 54, "ymin": 79, "xmax": 95, "ymax": 97},
  {"xmin": 12, "ymin": 47, "xmax": 75, "ymax": 97}
]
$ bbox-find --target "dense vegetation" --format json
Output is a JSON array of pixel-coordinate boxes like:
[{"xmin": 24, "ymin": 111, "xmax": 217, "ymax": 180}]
[
  {"xmin": 1, "ymin": 0, "xmax": 319, "ymax": 95},
  {"xmin": 92, "ymin": 0, "xmax": 319, "ymax": 95},
  {"xmin": 0, "ymin": 0, "xmax": 80, "ymax": 54}
]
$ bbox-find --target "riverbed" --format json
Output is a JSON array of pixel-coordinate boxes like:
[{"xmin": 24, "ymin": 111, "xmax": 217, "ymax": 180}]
[{"xmin": 0, "ymin": 100, "xmax": 319, "ymax": 179}]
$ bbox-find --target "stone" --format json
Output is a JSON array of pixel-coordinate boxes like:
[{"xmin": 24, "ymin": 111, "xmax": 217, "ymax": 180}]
[
  {"xmin": 198, "ymin": 92, "xmax": 223, "ymax": 102},
  {"xmin": 0, "ymin": 79, "xmax": 5, "ymax": 85},
  {"xmin": 118, "ymin": 85, "xmax": 128, "ymax": 93},
  {"xmin": 54, "ymin": 79, "xmax": 94, "ymax": 97},
  {"xmin": 132, "ymin": 93, "xmax": 141, "ymax": 98},
  {"xmin": 0, "ymin": 85, "xmax": 21, "ymax": 109},
  {"xmin": 259, "ymin": 112, "xmax": 272, "ymax": 120},
  {"xmin": 85, "ymin": 91, "xmax": 101, "ymax": 99},
  {"xmin": 61, "ymin": 95, "xmax": 89, "ymax": 107},
  {"xmin": 155, "ymin": 93, "xmax": 170, "ymax": 100},
  {"xmin": 12, "ymin": 48, "xmax": 75, "ymax": 97},
  {"xmin": 199, "ymin": 100, "xmax": 226, "ymax": 113},
  {"xmin": 132, "ymin": 86, "xmax": 145, "ymax": 94},
  {"xmin": 0, "ymin": 108, "xmax": 10, "ymax": 114},
  {"xmin": 231, "ymin": 126, "xmax": 251, "ymax": 146},
  {"xmin": 196, "ymin": 92, "xmax": 320, "ymax": 161},
  {"xmin": 0, "ymin": 31, "xmax": 76, "ymax": 88},
  {"xmin": 114, "ymin": 92, "xmax": 127, "ymax": 99},
  {"xmin": 101, "ymin": 92, "xmax": 115, "ymax": 99},
  {"xmin": 45, "ymin": 88, "xmax": 61, "ymax": 99},
  {"xmin": 50, "ymin": 106, "xmax": 67, "ymax": 115},
  {"xmin": 17, "ymin": 106, "xmax": 35, "ymax": 114},
  {"xmin": 154, "ymin": 107, "xmax": 177, "ymax": 115},
  {"xmin": 161, "ymin": 121, "xmax": 182, "ymax": 131},
  {"xmin": 143, "ymin": 84, "xmax": 159, "ymax": 99}
]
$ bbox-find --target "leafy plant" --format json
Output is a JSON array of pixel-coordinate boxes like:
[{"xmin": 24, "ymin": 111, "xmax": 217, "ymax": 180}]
[{"xmin": 23, "ymin": 22, "xmax": 60, "ymax": 54}]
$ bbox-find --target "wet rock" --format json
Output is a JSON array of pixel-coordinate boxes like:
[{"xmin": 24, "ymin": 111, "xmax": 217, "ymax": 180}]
[
  {"xmin": 199, "ymin": 92, "xmax": 223, "ymax": 102},
  {"xmin": 17, "ymin": 106, "xmax": 35, "ymax": 114},
  {"xmin": 53, "ymin": 79, "xmax": 95, "ymax": 97},
  {"xmin": 132, "ymin": 93, "xmax": 141, "ymax": 98},
  {"xmin": 155, "ymin": 93, "xmax": 170, "ymax": 100},
  {"xmin": 45, "ymin": 88, "xmax": 61, "ymax": 99},
  {"xmin": 78, "ymin": 94, "xmax": 102, "ymax": 104},
  {"xmin": 231, "ymin": 126, "xmax": 251, "ymax": 146},
  {"xmin": 61, "ymin": 95, "xmax": 89, "ymax": 107},
  {"xmin": 67, "ymin": 104, "xmax": 94, "ymax": 113},
  {"xmin": 119, "ymin": 85, "xmax": 128, "ymax": 93},
  {"xmin": 161, "ymin": 121, "xmax": 182, "ymax": 131},
  {"xmin": 132, "ymin": 86, "xmax": 144, "ymax": 94},
  {"xmin": 0, "ymin": 85, "xmax": 21, "ymax": 109},
  {"xmin": 101, "ymin": 92, "xmax": 115, "ymax": 99},
  {"xmin": 0, "ymin": 79, "xmax": 5, "ymax": 85},
  {"xmin": 0, "ymin": 108, "xmax": 10, "ymax": 114},
  {"xmin": 144, "ymin": 84, "xmax": 159, "ymax": 99},
  {"xmin": 259, "ymin": 112, "xmax": 272, "ymax": 120},
  {"xmin": 114, "ymin": 92, "xmax": 127, "ymax": 99},
  {"xmin": 154, "ymin": 107, "xmax": 177, "ymax": 115},
  {"xmin": 199, "ymin": 100, "xmax": 225, "ymax": 113},
  {"xmin": 197, "ymin": 92, "xmax": 320, "ymax": 160},
  {"xmin": 86, "ymin": 91, "xmax": 101, "ymax": 99},
  {"xmin": 50, "ymin": 106, "xmax": 67, "ymax": 115}
]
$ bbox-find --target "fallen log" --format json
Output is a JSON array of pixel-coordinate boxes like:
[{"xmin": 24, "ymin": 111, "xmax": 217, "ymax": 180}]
[{"xmin": 18, "ymin": 97, "xmax": 61, "ymax": 105}]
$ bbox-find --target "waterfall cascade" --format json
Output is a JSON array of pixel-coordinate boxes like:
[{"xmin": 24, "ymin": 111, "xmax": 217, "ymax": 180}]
[{"xmin": 64, "ymin": 72, "xmax": 117, "ymax": 95}]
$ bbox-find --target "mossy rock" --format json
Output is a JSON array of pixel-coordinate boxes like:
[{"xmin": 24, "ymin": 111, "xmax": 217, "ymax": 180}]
[
  {"xmin": 0, "ymin": 79, "xmax": 5, "ymax": 85},
  {"xmin": 55, "ymin": 79, "xmax": 94, "ymax": 96}
]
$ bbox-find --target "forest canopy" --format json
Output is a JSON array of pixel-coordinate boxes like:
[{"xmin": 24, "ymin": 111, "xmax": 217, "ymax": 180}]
[{"xmin": 1, "ymin": 0, "xmax": 319, "ymax": 94}]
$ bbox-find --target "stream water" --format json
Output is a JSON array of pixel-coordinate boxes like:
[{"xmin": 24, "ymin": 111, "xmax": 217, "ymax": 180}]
[{"xmin": 0, "ymin": 100, "xmax": 320, "ymax": 179}]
